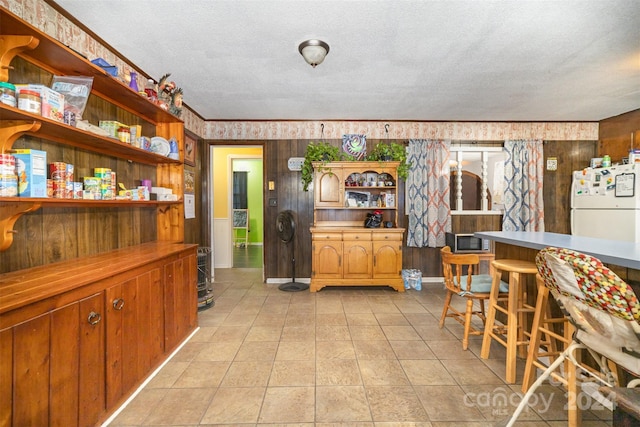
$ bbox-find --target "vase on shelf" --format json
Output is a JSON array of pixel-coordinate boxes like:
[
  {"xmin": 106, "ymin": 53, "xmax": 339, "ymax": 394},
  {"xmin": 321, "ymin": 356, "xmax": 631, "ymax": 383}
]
[{"xmin": 129, "ymin": 71, "xmax": 139, "ymax": 92}]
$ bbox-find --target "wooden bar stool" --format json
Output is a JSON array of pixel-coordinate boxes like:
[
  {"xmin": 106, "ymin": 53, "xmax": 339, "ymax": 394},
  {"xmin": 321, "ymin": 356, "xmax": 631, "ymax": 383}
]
[
  {"xmin": 480, "ymin": 258, "xmax": 538, "ymax": 383},
  {"xmin": 522, "ymin": 274, "xmax": 574, "ymax": 393}
]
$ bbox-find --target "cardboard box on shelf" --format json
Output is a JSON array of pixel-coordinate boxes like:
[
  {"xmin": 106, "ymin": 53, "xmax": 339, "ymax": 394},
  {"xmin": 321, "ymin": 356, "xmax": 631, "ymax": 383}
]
[{"xmin": 12, "ymin": 149, "xmax": 47, "ymax": 197}]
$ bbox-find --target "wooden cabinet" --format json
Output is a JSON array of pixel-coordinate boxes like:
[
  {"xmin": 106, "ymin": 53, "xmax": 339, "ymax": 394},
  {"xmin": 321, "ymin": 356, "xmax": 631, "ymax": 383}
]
[
  {"xmin": 0, "ymin": 292, "xmax": 105, "ymax": 427},
  {"xmin": 310, "ymin": 162, "xmax": 404, "ymax": 292},
  {"xmin": 0, "ymin": 243, "xmax": 197, "ymax": 427}
]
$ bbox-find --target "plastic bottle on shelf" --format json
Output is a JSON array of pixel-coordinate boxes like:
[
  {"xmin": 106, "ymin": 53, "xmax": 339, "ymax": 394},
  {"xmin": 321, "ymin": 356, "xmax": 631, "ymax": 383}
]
[{"xmin": 602, "ymin": 154, "xmax": 611, "ymax": 168}]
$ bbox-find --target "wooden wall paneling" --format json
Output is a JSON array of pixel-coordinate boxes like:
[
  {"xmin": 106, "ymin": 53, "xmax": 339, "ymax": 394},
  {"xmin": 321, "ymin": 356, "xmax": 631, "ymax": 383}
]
[
  {"xmin": 542, "ymin": 140, "xmax": 596, "ymax": 234},
  {"xmin": 263, "ymin": 141, "xmax": 276, "ymax": 278},
  {"xmin": 598, "ymin": 109, "xmax": 640, "ymax": 162},
  {"xmin": 0, "ymin": 328, "xmax": 12, "ymax": 427}
]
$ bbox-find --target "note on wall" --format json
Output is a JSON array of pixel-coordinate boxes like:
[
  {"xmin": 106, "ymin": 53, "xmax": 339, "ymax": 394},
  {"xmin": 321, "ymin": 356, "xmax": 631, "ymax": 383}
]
[{"xmin": 184, "ymin": 194, "xmax": 195, "ymax": 218}]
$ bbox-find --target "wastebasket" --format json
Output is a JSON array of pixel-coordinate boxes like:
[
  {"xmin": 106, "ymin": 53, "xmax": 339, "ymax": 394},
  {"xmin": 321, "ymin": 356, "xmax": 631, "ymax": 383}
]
[
  {"xmin": 197, "ymin": 247, "xmax": 214, "ymax": 310},
  {"xmin": 402, "ymin": 269, "xmax": 422, "ymax": 290}
]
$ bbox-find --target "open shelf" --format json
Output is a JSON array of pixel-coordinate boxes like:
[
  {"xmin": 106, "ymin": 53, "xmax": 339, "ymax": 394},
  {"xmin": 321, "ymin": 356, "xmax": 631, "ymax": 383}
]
[{"xmin": 1, "ymin": 105, "xmax": 180, "ymax": 165}]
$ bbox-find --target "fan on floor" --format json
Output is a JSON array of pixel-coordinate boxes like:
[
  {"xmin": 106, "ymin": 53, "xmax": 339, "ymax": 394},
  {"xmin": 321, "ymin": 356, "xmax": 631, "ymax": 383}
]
[{"xmin": 276, "ymin": 210, "xmax": 308, "ymax": 292}]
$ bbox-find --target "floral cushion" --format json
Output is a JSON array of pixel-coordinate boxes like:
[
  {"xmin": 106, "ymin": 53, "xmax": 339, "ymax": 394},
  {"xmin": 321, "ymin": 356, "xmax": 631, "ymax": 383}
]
[{"xmin": 536, "ymin": 247, "xmax": 640, "ymax": 324}]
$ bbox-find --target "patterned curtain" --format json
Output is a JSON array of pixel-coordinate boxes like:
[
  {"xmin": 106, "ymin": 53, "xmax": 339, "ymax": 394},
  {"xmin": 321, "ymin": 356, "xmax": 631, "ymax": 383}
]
[
  {"xmin": 406, "ymin": 139, "xmax": 451, "ymax": 247},
  {"xmin": 502, "ymin": 139, "xmax": 545, "ymax": 231}
]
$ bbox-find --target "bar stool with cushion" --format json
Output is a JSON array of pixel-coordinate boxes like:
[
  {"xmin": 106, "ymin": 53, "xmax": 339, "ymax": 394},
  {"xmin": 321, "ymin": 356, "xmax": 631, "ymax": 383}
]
[
  {"xmin": 480, "ymin": 258, "xmax": 539, "ymax": 383},
  {"xmin": 439, "ymin": 246, "xmax": 509, "ymax": 350},
  {"xmin": 507, "ymin": 247, "xmax": 640, "ymax": 427}
]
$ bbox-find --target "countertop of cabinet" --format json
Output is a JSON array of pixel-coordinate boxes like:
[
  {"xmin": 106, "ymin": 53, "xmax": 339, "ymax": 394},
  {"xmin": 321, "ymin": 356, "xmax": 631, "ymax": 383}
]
[
  {"xmin": 475, "ymin": 231, "xmax": 640, "ymax": 270},
  {"xmin": 0, "ymin": 242, "xmax": 198, "ymax": 316},
  {"xmin": 311, "ymin": 226, "xmax": 405, "ymax": 232}
]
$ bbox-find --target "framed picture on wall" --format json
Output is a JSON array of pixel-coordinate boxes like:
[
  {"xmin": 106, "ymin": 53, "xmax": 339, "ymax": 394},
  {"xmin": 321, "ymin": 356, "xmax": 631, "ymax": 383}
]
[{"xmin": 184, "ymin": 135, "xmax": 196, "ymax": 166}]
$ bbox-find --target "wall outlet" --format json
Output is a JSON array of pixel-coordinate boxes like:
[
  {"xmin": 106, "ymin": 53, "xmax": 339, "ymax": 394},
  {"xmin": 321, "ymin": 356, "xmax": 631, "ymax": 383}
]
[{"xmin": 268, "ymin": 198, "xmax": 277, "ymax": 207}]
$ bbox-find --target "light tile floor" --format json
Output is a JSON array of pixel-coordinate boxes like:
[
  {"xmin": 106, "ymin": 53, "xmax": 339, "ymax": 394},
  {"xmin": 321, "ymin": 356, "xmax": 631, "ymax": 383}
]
[{"xmin": 108, "ymin": 268, "xmax": 613, "ymax": 426}]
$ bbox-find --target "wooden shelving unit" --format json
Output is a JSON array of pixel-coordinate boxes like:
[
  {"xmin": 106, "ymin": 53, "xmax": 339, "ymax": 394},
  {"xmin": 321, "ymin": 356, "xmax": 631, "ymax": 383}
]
[{"xmin": 0, "ymin": 8, "xmax": 196, "ymax": 427}]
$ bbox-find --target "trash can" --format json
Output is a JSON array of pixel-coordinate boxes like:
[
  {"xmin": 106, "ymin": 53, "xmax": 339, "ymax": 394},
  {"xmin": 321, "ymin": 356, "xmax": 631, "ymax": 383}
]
[
  {"xmin": 197, "ymin": 247, "xmax": 214, "ymax": 310},
  {"xmin": 402, "ymin": 269, "xmax": 422, "ymax": 291}
]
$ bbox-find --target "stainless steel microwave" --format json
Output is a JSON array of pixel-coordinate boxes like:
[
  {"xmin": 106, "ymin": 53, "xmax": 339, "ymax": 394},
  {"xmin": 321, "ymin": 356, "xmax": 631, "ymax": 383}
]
[{"xmin": 445, "ymin": 232, "xmax": 490, "ymax": 253}]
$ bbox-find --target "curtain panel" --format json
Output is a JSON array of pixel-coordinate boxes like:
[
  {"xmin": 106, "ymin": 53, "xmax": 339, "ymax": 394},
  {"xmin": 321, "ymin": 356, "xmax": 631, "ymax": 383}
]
[
  {"xmin": 406, "ymin": 139, "xmax": 451, "ymax": 248},
  {"xmin": 502, "ymin": 139, "xmax": 545, "ymax": 231}
]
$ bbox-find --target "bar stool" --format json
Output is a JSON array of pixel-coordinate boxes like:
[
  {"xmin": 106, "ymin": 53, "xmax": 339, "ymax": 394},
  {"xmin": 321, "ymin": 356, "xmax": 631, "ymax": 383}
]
[
  {"xmin": 521, "ymin": 274, "xmax": 574, "ymax": 393},
  {"xmin": 480, "ymin": 258, "xmax": 538, "ymax": 383}
]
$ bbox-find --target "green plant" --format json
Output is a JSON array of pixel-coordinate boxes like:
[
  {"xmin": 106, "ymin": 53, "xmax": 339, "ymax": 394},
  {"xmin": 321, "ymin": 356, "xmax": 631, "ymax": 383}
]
[
  {"xmin": 367, "ymin": 142, "xmax": 410, "ymax": 180},
  {"xmin": 301, "ymin": 141, "xmax": 343, "ymax": 191}
]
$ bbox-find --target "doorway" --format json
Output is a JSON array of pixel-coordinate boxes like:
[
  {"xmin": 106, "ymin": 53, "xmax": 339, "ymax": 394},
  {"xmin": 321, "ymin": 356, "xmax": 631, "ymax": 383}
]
[{"xmin": 210, "ymin": 146, "xmax": 264, "ymax": 269}]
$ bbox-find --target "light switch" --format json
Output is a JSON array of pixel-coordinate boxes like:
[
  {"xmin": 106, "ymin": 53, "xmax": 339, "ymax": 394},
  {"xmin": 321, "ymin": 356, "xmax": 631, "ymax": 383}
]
[{"xmin": 268, "ymin": 181, "xmax": 275, "ymax": 190}]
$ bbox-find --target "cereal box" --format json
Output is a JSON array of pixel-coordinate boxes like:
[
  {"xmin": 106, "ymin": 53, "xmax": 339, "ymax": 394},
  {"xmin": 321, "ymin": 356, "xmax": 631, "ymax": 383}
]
[{"xmin": 12, "ymin": 149, "xmax": 47, "ymax": 197}]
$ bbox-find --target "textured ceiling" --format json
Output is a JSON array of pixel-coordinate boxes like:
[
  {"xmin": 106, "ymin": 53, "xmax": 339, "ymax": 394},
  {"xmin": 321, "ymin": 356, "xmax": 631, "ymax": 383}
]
[{"xmin": 53, "ymin": 0, "xmax": 640, "ymax": 122}]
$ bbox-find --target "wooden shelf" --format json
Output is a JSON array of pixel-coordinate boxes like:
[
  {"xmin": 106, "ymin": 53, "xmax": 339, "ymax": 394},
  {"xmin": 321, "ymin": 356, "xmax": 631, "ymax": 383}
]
[
  {"xmin": 0, "ymin": 9, "xmax": 181, "ymax": 125},
  {"xmin": 0, "ymin": 197, "xmax": 179, "ymax": 208},
  {"xmin": 1, "ymin": 105, "xmax": 180, "ymax": 165}
]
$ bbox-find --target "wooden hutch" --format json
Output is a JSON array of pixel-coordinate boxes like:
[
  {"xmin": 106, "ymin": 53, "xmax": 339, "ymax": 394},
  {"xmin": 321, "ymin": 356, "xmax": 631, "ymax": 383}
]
[{"xmin": 310, "ymin": 161, "xmax": 405, "ymax": 292}]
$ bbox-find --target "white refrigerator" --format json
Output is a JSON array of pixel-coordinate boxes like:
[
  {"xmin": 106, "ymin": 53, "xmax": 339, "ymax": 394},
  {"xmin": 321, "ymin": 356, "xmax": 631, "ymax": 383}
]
[{"xmin": 571, "ymin": 163, "xmax": 640, "ymax": 242}]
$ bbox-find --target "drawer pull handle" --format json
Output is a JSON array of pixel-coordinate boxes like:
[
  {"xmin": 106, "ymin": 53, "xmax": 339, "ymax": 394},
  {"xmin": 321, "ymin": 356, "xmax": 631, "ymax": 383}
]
[
  {"xmin": 87, "ymin": 311, "xmax": 102, "ymax": 325},
  {"xmin": 112, "ymin": 298, "xmax": 125, "ymax": 310}
]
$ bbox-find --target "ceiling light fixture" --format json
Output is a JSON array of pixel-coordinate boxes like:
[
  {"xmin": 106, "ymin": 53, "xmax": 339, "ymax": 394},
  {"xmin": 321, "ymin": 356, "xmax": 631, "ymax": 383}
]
[{"xmin": 298, "ymin": 39, "xmax": 330, "ymax": 68}]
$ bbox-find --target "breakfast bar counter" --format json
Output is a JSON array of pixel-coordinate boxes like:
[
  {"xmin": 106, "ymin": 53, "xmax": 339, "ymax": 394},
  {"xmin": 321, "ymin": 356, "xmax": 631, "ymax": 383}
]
[{"xmin": 475, "ymin": 231, "xmax": 640, "ymax": 271}]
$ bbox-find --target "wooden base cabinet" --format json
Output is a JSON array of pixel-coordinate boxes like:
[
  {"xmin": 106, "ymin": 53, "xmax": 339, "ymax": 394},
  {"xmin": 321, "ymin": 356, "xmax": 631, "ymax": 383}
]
[
  {"xmin": 310, "ymin": 228, "xmax": 404, "ymax": 292},
  {"xmin": 0, "ymin": 243, "xmax": 197, "ymax": 427}
]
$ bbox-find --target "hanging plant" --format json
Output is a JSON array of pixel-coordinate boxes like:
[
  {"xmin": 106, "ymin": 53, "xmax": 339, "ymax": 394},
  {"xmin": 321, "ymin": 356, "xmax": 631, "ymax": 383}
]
[
  {"xmin": 301, "ymin": 141, "xmax": 344, "ymax": 191},
  {"xmin": 366, "ymin": 141, "xmax": 410, "ymax": 180}
]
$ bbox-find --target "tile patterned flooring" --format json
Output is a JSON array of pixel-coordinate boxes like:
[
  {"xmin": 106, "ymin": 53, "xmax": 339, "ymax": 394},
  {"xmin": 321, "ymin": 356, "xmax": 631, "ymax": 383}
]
[{"xmin": 107, "ymin": 267, "xmax": 613, "ymax": 426}]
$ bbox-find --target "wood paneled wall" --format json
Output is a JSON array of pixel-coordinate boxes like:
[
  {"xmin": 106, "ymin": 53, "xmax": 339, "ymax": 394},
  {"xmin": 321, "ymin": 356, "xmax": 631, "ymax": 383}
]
[
  {"xmin": 183, "ymin": 131, "xmax": 206, "ymax": 246},
  {"xmin": 598, "ymin": 108, "xmax": 640, "ymax": 162},
  {"xmin": 258, "ymin": 138, "xmax": 597, "ymax": 279}
]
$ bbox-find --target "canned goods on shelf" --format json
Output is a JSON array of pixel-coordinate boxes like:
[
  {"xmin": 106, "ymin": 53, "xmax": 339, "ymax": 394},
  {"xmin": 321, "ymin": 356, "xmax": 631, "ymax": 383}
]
[{"xmin": 0, "ymin": 81, "xmax": 16, "ymax": 107}]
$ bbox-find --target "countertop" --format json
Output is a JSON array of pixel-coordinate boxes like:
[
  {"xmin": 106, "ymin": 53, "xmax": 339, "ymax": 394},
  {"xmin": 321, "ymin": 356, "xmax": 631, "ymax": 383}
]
[{"xmin": 474, "ymin": 231, "xmax": 640, "ymax": 270}]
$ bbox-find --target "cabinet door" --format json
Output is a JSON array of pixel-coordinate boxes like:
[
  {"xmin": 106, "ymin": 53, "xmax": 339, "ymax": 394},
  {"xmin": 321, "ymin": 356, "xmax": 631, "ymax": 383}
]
[
  {"xmin": 372, "ymin": 240, "xmax": 402, "ymax": 278},
  {"xmin": 314, "ymin": 169, "xmax": 343, "ymax": 207},
  {"xmin": 312, "ymin": 240, "xmax": 343, "ymax": 279},
  {"xmin": 77, "ymin": 293, "xmax": 106, "ymax": 426},
  {"xmin": 164, "ymin": 252, "xmax": 198, "ymax": 351},
  {"xmin": 343, "ymin": 240, "xmax": 372, "ymax": 278},
  {"xmin": 105, "ymin": 268, "xmax": 164, "ymax": 408},
  {"xmin": 5, "ymin": 293, "xmax": 105, "ymax": 427}
]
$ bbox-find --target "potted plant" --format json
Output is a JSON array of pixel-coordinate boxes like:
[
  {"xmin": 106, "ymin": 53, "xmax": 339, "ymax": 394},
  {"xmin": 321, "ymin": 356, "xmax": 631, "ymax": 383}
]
[
  {"xmin": 367, "ymin": 141, "xmax": 410, "ymax": 180},
  {"xmin": 301, "ymin": 141, "xmax": 343, "ymax": 191}
]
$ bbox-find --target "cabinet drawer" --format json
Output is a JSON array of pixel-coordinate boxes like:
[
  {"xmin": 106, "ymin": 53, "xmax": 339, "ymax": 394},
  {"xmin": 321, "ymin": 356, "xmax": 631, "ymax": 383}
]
[
  {"xmin": 342, "ymin": 231, "xmax": 372, "ymax": 241},
  {"xmin": 313, "ymin": 232, "xmax": 343, "ymax": 240},
  {"xmin": 372, "ymin": 232, "xmax": 403, "ymax": 241}
]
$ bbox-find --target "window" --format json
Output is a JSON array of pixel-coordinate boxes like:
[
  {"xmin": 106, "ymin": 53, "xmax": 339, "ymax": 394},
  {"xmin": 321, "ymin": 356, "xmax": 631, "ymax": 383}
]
[{"xmin": 450, "ymin": 145, "xmax": 505, "ymax": 214}]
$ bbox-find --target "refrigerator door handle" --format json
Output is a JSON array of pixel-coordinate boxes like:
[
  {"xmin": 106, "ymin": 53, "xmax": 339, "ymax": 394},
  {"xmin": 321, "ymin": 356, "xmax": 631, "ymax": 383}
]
[{"xmin": 570, "ymin": 209, "xmax": 574, "ymax": 235}]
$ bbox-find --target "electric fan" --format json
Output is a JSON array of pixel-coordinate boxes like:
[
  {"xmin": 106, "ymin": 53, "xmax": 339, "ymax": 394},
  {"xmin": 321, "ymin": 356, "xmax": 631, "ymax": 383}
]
[{"xmin": 276, "ymin": 210, "xmax": 308, "ymax": 292}]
